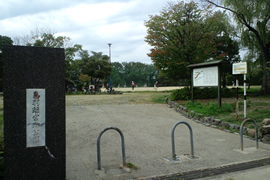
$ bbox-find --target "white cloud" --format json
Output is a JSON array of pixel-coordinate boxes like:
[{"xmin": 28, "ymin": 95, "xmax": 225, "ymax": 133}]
[{"xmin": 0, "ymin": 0, "xmax": 170, "ymax": 64}]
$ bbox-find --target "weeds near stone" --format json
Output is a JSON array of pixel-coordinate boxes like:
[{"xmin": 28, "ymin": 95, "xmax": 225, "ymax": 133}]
[{"xmin": 127, "ymin": 162, "xmax": 139, "ymax": 170}]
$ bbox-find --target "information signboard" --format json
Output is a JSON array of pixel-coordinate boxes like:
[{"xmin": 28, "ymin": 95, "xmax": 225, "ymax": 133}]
[
  {"xmin": 193, "ymin": 66, "xmax": 218, "ymax": 87},
  {"xmin": 233, "ymin": 62, "xmax": 247, "ymax": 74}
]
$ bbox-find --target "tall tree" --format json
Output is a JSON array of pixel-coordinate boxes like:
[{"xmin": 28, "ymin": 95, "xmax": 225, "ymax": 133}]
[
  {"xmin": 13, "ymin": 27, "xmax": 83, "ymax": 80},
  {"xmin": 80, "ymin": 51, "xmax": 112, "ymax": 90},
  {"xmin": 214, "ymin": 34, "xmax": 240, "ymax": 87},
  {"xmin": 0, "ymin": 35, "xmax": 13, "ymax": 90},
  {"xmin": 144, "ymin": 1, "xmax": 227, "ymax": 81},
  {"xmin": 204, "ymin": 0, "xmax": 270, "ymax": 94},
  {"xmin": 13, "ymin": 27, "xmax": 71, "ymax": 48},
  {"xmin": 111, "ymin": 62, "xmax": 125, "ymax": 87},
  {"xmin": 0, "ymin": 35, "xmax": 13, "ymax": 50}
]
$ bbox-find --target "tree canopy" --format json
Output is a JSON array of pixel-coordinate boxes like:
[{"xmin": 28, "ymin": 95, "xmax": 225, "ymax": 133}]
[
  {"xmin": 13, "ymin": 27, "xmax": 83, "ymax": 80},
  {"xmin": 144, "ymin": 1, "xmax": 230, "ymax": 81},
  {"xmin": 0, "ymin": 35, "xmax": 13, "ymax": 90},
  {"xmin": 79, "ymin": 51, "xmax": 112, "ymax": 90},
  {"xmin": 0, "ymin": 35, "xmax": 13, "ymax": 51},
  {"xmin": 204, "ymin": 0, "xmax": 270, "ymax": 93},
  {"xmin": 110, "ymin": 62, "xmax": 159, "ymax": 87}
]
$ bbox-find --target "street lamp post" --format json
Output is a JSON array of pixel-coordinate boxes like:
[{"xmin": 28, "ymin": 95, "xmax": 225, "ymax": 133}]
[{"xmin": 108, "ymin": 43, "xmax": 112, "ymax": 87}]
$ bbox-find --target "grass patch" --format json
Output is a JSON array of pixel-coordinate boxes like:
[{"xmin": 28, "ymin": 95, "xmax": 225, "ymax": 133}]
[
  {"xmin": 238, "ymin": 86, "xmax": 261, "ymax": 94},
  {"xmin": 177, "ymin": 94, "xmax": 270, "ymax": 129},
  {"xmin": 185, "ymin": 101, "xmax": 234, "ymax": 117},
  {"xmin": 151, "ymin": 94, "xmax": 168, "ymax": 104},
  {"xmin": 126, "ymin": 162, "xmax": 138, "ymax": 170}
]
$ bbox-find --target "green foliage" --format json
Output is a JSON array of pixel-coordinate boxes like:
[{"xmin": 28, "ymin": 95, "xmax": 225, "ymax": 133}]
[
  {"xmin": 0, "ymin": 35, "xmax": 13, "ymax": 91},
  {"xmin": 185, "ymin": 101, "xmax": 234, "ymax": 116},
  {"xmin": 169, "ymin": 87, "xmax": 235, "ymax": 100},
  {"xmin": 110, "ymin": 62, "xmax": 158, "ymax": 87},
  {"xmin": 0, "ymin": 35, "xmax": 13, "ymax": 50},
  {"xmin": 79, "ymin": 51, "xmax": 111, "ymax": 90},
  {"xmin": 169, "ymin": 87, "xmax": 191, "ymax": 101},
  {"xmin": 157, "ymin": 71, "xmax": 182, "ymax": 86},
  {"xmin": 81, "ymin": 51, "xmax": 111, "ymax": 80},
  {"xmin": 126, "ymin": 162, "xmax": 138, "ymax": 170},
  {"xmin": 144, "ymin": 1, "xmax": 230, "ymax": 81},
  {"xmin": 205, "ymin": 0, "xmax": 270, "ymax": 94}
]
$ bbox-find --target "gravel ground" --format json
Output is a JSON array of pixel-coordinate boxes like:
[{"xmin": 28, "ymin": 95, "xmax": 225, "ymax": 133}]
[{"xmin": 66, "ymin": 93, "xmax": 270, "ymax": 180}]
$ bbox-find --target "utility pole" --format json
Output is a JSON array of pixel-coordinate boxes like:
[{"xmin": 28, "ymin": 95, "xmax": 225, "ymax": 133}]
[{"xmin": 108, "ymin": 43, "xmax": 112, "ymax": 87}]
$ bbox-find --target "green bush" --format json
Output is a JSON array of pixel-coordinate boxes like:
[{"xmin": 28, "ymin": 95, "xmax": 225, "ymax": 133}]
[
  {"xmin": 169, "ymin": 87, "xmax": 191, "ymax": 101},
  {"xmin": 169, "ymin": 87, "xmax": 235, "ymax": 101}
]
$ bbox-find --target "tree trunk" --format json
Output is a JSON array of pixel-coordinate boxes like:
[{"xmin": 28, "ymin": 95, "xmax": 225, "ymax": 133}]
[{"xmin": 260, "ymin": 47, "xmax": 270, "ymax": 94}]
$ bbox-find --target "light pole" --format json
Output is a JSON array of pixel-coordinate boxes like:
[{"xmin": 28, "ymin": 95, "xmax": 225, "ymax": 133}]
[{"xmin": 108, "ymin": 43, "xmax": 112, "ymax": 87}]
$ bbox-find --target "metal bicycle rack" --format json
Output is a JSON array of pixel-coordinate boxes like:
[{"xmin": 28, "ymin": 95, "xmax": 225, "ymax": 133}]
[
  {"xmin": 171, "ymin": 121, "xmax": 195, "ymax": 160},
  {"xmin": 240, "ymin": 119, "xmax": 258, "ymax": 151},
  {"xmin": 97, "ymin": 127, "xmax": 126, "ymax": 170}
]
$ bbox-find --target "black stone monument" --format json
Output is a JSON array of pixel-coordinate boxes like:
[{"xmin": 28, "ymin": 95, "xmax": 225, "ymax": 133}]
[{"xmin": 3, "ymin": 46, "xmax": 66, "ymax": 179}]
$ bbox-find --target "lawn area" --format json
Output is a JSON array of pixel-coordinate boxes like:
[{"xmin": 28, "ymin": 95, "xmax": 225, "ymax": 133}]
[{"xmin": 174, "ymin": 87, "xmax": 270, "ymax": 128}]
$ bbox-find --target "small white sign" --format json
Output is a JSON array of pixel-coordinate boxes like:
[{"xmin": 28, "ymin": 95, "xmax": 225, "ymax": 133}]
[
  {"xmin": 193, "ymin": 66, "xmax": 218, "ymax": 87},
  {"xmin": 26, "ymin": 89, "xmax": 46, "ymax": 147},
  {"xmin": 233, "ymin": 62, "xmax": 247, "ymax": 74}
]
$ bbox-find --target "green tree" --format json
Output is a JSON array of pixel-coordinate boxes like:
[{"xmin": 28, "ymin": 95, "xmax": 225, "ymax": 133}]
[
  {"xmin": 111, "ymin": 62, "xmax": 125, "ymax": 87},
  {"xmin": 110, "ymin": 62, "xmax": 158, "ymax": 87},
  {"xmin": 14, "ymin": 28, "xmax": 83, "ymax": 80},
  {"xmin": 204, "ymin": 0, "xmax": 270, "ymax": 94},
  {"xmin": 0, "ymin": 35, "xmax": 13, "ymax": 50},
  {"xmin": 144, "ymin": 1, "xmax": 227, "ymax": 81},
  {"xmin": 157, "ymin": 71, "xmax": 181, "ymax": 86},
  {"xmin": 65, "ymin": 44, "xmax": 83, "ymax": 80},
  {"xmin": 80, "ymin": 51, "xmax": 112, "ymax": 90},
  {"xmin": 0, "ymin": 35, "xmax": 13, "ymax": 91},
  {"xmin": 214, "ymin": 34, "xmax": 240, "ymax": 87},
  {"xmin": 145, "ymin": 64, "xmax": 159, "ymax": 87}
]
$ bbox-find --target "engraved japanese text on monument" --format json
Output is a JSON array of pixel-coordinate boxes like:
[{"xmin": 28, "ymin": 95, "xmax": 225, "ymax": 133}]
[{"xmin": 27, "ymin": 89, "xmax": 46, "ymax": 147}]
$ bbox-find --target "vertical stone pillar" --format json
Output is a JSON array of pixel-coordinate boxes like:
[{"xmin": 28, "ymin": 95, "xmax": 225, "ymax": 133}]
[{"xmin": 3, "ymin": 46, "xmax": 66, "ymax": 180}]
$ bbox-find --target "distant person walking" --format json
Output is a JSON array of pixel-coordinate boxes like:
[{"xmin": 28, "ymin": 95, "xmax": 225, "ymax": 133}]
[
  {"xmin": 131, "ymin": 81, "xmax": 135, "ymax": 90},
  {"xmin": 154, "ymin": 81, "xmax": 158, "ymax": 91}
]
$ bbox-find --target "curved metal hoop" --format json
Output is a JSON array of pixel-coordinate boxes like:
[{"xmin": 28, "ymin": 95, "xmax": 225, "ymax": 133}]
[
  {"xmin": 97, "ymin": 127, "xmax": 126, "ymax": 170},
  {"xmin": 240, "ymin": 119, "xmax": 258, "ymax": 151},
  {"xmin": 171, "ymin": 121, "xmax": 194, "ymax": 160}
]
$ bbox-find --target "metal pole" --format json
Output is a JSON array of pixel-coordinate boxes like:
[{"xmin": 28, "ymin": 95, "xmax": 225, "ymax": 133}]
[
  {"xmin": 108, "ymin": 43, "xmax": 112, "ymax": 87},
  {"xmin": 218, "ymin": 65, "xmax": 221, "ymax": 108},
  {"xmin": 191, "ymin": 68, "xmax": 194, "ymax": 104},
  {"xmin": 236, "ymin": 76, "xmax": 239, "ymax": 117},
  {"xmin": 244, "ymin": 74, "xmax": 247, "ymax": 118}
]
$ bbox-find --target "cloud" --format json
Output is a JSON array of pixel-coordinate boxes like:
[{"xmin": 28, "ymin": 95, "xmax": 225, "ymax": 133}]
[{"xmin": 0, "ymin": 0, "xmax": 169, "ymax": 64}]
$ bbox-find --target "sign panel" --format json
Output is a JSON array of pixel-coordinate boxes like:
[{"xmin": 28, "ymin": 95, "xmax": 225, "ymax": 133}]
[
  {"xmin": 233, "ymin": 62, "xmax": 247, "ymax": 74},
  {"xmin": 26, "ymin": 89, "xmax": 46, "ymax": 147},
  {"xmin": 193, "ymin": 66, "xmax": 218, "ymax": 87}
]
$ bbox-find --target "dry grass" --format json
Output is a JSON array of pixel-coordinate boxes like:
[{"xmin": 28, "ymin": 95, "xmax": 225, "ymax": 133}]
[{"xmin": 66, "ymin": 92, "xmax": 171, "ymax": 106}]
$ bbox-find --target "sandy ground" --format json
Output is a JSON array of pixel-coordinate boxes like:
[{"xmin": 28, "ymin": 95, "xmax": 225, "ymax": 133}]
[
  {"xmin": 101, "ymin": 86, "xmax": 184, "ymax": 92},
  {"xmin": 66, "ymin": 94, "xmax": 270, "ymax": 180}
]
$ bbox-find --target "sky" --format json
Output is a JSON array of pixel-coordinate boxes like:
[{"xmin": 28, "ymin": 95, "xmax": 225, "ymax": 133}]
[{"xmin": 0, "ymin": 0, "xmax": 177, "ymax": 64}]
